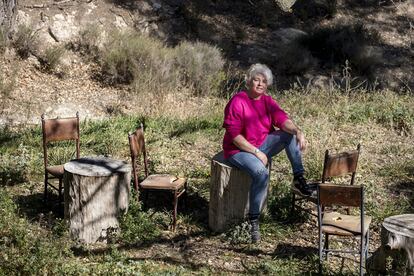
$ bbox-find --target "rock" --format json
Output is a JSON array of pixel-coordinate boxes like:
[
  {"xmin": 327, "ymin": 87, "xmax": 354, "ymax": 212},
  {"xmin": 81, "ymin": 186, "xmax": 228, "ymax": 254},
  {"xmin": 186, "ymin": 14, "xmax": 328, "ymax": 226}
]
[
  {"xmin": 113, "ymin": 15, "xmax": 127, "ymax": 29},
  {"xmin": 137, "ymin": 1, "xmax": 153, "ymax": 13},
  {"xmin": 292, "ymin": 0, "xmax": 337, "ymax": 20},
  {"xmin": 14, "ymin": 10, "xmax": 31, "ymax": 29},
  {"xmin": 274, "ymin": 0, "xmax": 297, "ymax": 12},
  {"xmin": 48, "ymin": 14, "xmax": 79, "ymax": 43},
  {"xmin": 272, "ymin": 28, "xmax": 308, "ymax": 45}
]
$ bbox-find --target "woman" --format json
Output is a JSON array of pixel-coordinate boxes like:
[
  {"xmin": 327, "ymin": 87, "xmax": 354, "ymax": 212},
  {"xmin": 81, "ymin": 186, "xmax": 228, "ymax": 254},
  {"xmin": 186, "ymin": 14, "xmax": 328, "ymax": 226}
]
[{"xmin": 222, "ymin": 63, "xmax": 313, "ymax": 243}]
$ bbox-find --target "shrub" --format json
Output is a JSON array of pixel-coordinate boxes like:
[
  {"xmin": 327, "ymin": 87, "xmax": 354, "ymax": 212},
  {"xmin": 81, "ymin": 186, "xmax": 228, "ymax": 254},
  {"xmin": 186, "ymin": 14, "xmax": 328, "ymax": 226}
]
[
  {"xmin": 75, "ymin": 23, "xmax": 102, "ymax": 57},
  {"xmin": 41, "ymin": 45, "xmax": 66, "ymax": 72},
  {"xmin": 100, "ymin": 30, "xmax": 178, "ymax": 92},
  {"xmin": 175, "ymin": 41, "xmax": 225, "ymax": 96},
  {"xmin": 13, "ymin": 24, "xmax": 38, "ymax": 59}
]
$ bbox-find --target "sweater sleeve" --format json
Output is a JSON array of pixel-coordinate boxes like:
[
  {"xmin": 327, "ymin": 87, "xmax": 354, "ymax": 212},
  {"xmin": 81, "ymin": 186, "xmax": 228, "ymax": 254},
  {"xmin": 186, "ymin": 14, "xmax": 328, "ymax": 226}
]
[
  {"xmin": 223, "ymin": 96, "xmax": 243, "ymax": 140},
  {"xmin": 267, "ymin": 96, "xmax": 289, "ymax": 129}
]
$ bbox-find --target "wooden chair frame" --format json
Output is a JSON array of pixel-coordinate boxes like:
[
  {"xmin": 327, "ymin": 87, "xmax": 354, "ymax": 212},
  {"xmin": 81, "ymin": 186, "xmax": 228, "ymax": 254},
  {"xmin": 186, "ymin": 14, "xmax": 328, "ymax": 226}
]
[
  {"xmin": 291, "ymin": 144, "xmax": 361, "ymax": 216},
  {"xmin": 42, "ymin": 112, "xmax": 80, "ymax": 202},
  {"xmin": 128, "ymin": 124, "xmax": 187, "ymax": 231},
  {"xmin": 317, "ymin": 183, "xmax": 370, "ymax": 275}
]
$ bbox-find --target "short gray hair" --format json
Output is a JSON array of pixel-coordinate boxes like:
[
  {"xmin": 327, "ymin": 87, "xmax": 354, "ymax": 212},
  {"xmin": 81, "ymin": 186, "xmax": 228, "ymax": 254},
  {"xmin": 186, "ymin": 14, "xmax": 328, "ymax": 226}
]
[{"xmin": 246, "ymin": 63, "xmax": 273, "ymax": 87}]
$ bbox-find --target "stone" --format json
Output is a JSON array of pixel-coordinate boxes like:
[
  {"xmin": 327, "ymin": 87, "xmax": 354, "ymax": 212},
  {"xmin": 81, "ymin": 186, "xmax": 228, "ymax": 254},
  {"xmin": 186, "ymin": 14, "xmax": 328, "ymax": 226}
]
[{"xmin": 48, "ymin": 14, "xmax": 79, "ymax": 43}]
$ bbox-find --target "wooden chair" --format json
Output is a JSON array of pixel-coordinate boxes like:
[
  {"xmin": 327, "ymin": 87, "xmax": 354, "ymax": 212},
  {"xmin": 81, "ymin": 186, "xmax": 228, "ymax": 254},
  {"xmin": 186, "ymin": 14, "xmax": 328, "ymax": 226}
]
[
  {"xmin": 128, "ymin": 124, "xmax": 187, "ymax": 231},
  {"xmin": 41, "ymin": 112, "xmax": 80, "ymax": 202},
  {"xmin": 291, "ymin": 144, "xmax": 361, "ymax": 216},
  {"xmin": 317, "ymin": 183, "xmax": 371, "ymax": 275}
]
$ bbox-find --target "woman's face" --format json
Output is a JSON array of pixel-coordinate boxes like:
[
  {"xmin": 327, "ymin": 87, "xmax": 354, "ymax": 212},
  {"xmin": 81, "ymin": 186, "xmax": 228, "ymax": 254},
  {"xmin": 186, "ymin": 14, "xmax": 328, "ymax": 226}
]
[{"xmin": 249, "ymin": 74, "xmax": 268, "ymax": 98}]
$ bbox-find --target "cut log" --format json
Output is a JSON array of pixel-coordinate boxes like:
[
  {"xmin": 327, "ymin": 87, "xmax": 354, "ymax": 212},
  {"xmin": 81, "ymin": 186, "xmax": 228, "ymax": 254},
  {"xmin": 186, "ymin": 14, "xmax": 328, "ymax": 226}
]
[
  {"xmin": 209, "ymin": 151, "xmax": 269, "ymax": 233},
  {"xmin": 367, "ymin": 214, "xmax": 414, "ymax": 275},
  {"xmin": 63, "ymin": 156, "xmax": 131, "ymax": 243}
]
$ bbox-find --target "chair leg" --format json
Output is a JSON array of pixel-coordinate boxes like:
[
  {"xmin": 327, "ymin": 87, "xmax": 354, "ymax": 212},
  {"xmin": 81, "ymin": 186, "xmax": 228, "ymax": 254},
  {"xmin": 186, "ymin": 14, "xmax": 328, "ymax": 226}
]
[
  {"xmin": 360, "ymin": 234, "xmax": 364, "ymax": 276},
  {"xmin": 184, "ymin": 182, "xmax": 188, "ymax": 211},
  {"xmin": 172, "ymin": 191, "xmax": 178, "ymax": 231},
  {"xmin": 319, "ymin": 234, "xmax": 324, "ymax": 274},
  {"xmin": 44, "ymin": 173, "xmax": 48, "ymax": 202},
  {"xmin": 58, "ymin": 178, "xmax": 63, "ymax": 202},
  {"xmin": 324, "ymin": 234, "xmax": 329, "ymax": 261}
]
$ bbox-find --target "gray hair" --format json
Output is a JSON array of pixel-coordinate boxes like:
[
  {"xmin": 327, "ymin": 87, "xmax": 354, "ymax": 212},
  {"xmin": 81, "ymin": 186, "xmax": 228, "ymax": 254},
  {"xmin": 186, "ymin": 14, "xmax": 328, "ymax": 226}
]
[{"xmin": 246, "ymin": 63, "xmax": 273, "ymax": 87}]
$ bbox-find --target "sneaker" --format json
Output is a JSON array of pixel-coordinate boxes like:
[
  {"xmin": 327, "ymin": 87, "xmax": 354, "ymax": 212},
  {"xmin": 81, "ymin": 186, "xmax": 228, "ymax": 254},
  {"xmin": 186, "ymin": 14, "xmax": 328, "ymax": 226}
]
[
  {"xmin": 249, "ymin": 219, "xmax": 261, "ymax": 243},
  {"xmin": 293, "ymin": 175, "xmax": 314, "ymax": 196}
]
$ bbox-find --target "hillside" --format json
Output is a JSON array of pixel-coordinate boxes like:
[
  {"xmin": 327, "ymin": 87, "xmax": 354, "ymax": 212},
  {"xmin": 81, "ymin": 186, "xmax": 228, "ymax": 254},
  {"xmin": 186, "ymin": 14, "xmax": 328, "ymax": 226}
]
[{"xmin": 0, "ymin": 0, "xmax": 413, "ymax": 124}]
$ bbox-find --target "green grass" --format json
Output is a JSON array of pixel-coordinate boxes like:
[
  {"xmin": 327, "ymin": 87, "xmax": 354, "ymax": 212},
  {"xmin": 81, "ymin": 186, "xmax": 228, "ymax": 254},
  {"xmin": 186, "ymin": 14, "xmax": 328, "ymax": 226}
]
[{"xmin": 0, "ymin": 89, "xmax": 413, "ymax": 274}]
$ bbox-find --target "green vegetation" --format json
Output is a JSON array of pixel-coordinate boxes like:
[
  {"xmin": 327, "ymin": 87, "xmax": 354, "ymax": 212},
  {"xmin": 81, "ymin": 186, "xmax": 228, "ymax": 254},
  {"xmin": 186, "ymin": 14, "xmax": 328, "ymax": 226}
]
[{"xmin": 0, "ymin": 88, "xmax": 413, "ymax": 274}]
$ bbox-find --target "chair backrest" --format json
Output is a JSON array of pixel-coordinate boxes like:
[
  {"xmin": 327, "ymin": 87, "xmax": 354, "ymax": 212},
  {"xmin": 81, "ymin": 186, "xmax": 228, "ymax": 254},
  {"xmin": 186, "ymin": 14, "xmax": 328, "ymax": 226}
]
[
  {"xmin": 128, "ymin": 124, "xmax": 149, "ymax": 192},
  {"xmin": 41, "ymin": 112, "xmax": 80, "ymax": 168},
  {"xmin": 318, "ymin": 183, "xmax": 363, "ymax": 208},
  {"xmin": 321, "ymin": 144, "xmax": 360, "ymax": 185}
]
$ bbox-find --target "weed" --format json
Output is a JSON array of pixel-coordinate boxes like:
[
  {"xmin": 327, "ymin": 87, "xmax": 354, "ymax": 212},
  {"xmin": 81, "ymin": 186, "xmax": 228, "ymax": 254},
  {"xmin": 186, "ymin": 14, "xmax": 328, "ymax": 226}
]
[
  {"xmin": 224, "ymin": 221, "xmax": 252, "ymax": 244},
  {"xmin": 13, "ymin": 24, "xmax": 38, "ymax": 59}
]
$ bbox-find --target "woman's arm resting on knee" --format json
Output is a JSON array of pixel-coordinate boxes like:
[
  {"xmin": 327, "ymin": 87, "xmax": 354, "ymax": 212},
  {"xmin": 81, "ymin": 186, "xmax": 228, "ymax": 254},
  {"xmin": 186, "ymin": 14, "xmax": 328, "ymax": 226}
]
[
  {"xmin": 233, "ymin": 135, "xmax": 268, "ymax": 165},
  {"xmin": 281, "ymin": 119, "xmax": 307, "ymax": 151}
]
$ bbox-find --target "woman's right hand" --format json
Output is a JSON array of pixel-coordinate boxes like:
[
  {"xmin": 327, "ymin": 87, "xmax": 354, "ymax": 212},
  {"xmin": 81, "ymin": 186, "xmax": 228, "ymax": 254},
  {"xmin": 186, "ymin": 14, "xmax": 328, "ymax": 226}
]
[{"xmin": 255, "ymin": 150, "xmax": 268, "ymax": 166}]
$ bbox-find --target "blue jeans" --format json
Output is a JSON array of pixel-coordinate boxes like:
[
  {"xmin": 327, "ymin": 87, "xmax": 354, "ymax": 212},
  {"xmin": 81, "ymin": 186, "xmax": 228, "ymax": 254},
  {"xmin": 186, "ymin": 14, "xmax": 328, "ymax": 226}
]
[{"xmin": 228, "ymin": 130, "xmax": 304, "ymax": 219}]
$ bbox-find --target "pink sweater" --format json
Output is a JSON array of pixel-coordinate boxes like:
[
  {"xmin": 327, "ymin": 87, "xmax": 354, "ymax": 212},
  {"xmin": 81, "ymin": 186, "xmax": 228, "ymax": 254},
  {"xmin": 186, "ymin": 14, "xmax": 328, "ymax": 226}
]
[{"xmin": 222, "ymin": 91, "xmax": 289, "ymax": 158}]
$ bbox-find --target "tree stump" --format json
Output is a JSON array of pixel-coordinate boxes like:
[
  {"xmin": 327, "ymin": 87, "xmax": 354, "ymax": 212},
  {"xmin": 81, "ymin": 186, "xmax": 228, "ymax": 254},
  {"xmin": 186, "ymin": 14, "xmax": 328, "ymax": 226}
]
[
  {"xmin": 367, "ymin": 214, "xmax": 414, "ymax": 275},
  {"xmin": 63, "ymin": 156, "xmax": 131, "ymax": 243},
  {"xmin": 209, "ymin": 151, "xmax": 269, "ymax": 233}
]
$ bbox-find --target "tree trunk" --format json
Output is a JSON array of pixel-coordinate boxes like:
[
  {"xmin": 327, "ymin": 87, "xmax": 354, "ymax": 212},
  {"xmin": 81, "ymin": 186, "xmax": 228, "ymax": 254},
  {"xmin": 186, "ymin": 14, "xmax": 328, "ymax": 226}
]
[
  {"xmin": 64, "ymin": 156, "xmax": 131, "ymax": 243},
  {"xmin": 209, "ymin": 151, "xmax": 269, "ymax": 233},
  {"xmin": 0, "ymin": 0, "xmax": 17, "ymax": 37}
]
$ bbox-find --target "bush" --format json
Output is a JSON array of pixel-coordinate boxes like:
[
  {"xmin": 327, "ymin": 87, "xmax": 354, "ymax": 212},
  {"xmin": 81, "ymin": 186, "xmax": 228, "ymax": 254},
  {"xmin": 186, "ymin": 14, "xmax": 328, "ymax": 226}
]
[
  {"xmin": 75, "ymin": 23, "xmax": 102, "ymax": 57},
  {"xmin": 41, "ymin": 45, "xmax": 66, "ymax": 72},
  {"xmin": 100, "ymin": 31, "xmax": 179, "ymax": 94},
  {"xmin": 13, "ymin": 24, "xmax": 38, "ymax": 59},
  {"xmin": 175, "ymin": 41, "xmax": 225, "ymax": 96}
]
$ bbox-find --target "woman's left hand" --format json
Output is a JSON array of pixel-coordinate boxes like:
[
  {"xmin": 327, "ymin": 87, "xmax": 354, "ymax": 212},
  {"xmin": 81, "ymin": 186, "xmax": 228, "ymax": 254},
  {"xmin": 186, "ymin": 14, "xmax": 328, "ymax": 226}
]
[{"xmin": 296, "ymin": 130, "xmax": 307, "ymax": 152}]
